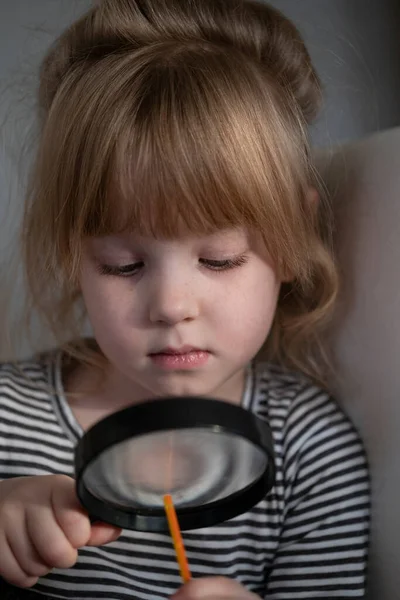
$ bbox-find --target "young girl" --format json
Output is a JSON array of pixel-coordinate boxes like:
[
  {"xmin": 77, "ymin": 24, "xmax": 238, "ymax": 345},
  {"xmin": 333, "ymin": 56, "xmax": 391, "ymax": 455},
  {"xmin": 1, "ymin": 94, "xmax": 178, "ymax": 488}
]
[{"xmin": 0, "ymin": 0, "xmax": 369, "ymax": 598}]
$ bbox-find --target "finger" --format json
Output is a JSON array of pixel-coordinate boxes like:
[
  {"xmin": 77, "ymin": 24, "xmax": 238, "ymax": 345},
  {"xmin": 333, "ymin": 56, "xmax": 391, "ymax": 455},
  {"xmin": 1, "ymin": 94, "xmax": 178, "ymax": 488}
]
[
  {"xmin": 172, "ymin": 577, "xmax": 254, "ymax": 599},
  {"xmin": 26, "ymin": 503, "xmax": 78, "ymax": 570},
  {"xmin": 87, "ymin": 522, "xmax": 122, "ymax": 547},
  {"xmin": 51, "ymin": 475, "xmax": 92, "ymax": 549},
  {"xmin": 0, "ymin": 532, "xmax": 39, "ymax": 589},
  {"xmin": 175, "ymin": 597, "xmax": 242, "ymax": 600},
  {"xmin": 5, "ymin": 511, "xmax": 51, "ymax": 579}
]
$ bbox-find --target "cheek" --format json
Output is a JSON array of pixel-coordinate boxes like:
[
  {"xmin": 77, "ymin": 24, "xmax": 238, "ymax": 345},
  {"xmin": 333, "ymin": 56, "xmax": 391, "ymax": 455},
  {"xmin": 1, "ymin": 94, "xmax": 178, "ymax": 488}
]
[
  {"xmin": 216, "ymin": 268, "xmax": 280, "ymax": 347},
  {"xmin": 79, "ymin": 270, "xmax": 129, "ymax": 337}
]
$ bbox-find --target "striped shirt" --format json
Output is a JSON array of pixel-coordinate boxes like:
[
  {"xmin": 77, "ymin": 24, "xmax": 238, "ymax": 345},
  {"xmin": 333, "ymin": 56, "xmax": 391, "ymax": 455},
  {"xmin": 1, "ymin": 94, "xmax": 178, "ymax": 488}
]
[{"xmin": 0, "ymin": 353, "xmax": 369, "ymax": 599}]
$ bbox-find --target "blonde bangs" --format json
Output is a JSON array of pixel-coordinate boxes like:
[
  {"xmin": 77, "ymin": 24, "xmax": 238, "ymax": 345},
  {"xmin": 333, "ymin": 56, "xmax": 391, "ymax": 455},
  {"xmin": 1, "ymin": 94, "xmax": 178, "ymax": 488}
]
[{"xmin": 40, "ymin": 40, "xmax": 313, "ymax": 281}]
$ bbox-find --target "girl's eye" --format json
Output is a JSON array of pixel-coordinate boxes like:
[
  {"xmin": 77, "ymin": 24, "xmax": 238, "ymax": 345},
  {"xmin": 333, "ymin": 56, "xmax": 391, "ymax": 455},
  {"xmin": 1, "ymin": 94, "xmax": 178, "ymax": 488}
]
[
  {"xmin": 97, "ymin": 262, "xmax": 143, "ymax": 277},
  {"xmin": 199, "ymin": 256, "xmax": 248, "ymax": 271},
  {"xmin": 97, "ymin": 255, "xmax": 248, "ymax": 277}
]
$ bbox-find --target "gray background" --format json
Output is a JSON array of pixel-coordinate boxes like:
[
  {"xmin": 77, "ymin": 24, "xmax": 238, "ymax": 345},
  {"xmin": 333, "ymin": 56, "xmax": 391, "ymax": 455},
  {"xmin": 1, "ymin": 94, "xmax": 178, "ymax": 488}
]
[{"xmin": 0, "ymin": 0, "xmax": 400, "ymax": 355}]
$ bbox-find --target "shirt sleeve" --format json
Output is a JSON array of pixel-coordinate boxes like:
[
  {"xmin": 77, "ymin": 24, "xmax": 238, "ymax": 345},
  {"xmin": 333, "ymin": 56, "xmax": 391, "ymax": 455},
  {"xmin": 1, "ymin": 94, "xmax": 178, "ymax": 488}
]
[{"xmin": 265, "ymin": 389, "xmax": 370, "ymax": 599}]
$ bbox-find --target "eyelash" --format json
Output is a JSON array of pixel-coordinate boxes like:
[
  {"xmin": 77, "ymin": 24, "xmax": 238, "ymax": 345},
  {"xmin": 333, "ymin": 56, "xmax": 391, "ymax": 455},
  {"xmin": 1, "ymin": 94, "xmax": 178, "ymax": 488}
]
[{"xmin": 97, "ymin": 256, "xmax": 248, "ymax": 278}]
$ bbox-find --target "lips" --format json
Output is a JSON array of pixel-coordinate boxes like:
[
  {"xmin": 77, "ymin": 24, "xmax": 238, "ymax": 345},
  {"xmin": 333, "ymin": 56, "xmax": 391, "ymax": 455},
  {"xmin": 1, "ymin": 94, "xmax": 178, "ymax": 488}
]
[
  {"xmin": 148, "ymin": 346, "xmax": 210, "ymax": 370},
  {"xmin": 150, "ymin": 346, "xmax": 203, "ymax": 356}
]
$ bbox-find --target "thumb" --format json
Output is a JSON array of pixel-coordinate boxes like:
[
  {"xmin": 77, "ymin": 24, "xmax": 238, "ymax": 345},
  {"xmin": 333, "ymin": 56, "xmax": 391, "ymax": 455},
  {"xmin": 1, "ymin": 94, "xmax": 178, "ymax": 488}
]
[
  {"xmin": 87, "ymin": 522, "xmax": 122, "ymax": 546},
  {"xmin": 51, "ymin": 475, "xmax": 121, "ymax": 547}
]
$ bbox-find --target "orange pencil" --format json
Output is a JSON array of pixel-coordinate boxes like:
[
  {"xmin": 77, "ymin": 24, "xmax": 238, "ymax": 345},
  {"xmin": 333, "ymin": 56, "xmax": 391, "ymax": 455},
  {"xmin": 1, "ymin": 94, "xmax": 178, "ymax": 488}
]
[{"xmin": 163, "ymin": 494, "xmax": 191, "ymax": 583}]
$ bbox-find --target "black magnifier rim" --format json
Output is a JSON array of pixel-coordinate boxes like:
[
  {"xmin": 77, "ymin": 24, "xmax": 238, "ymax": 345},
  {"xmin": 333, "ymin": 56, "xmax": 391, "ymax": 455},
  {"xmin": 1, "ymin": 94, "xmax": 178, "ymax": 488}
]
[{"xmin": 75, "ymin": 397, "xmax": 275, "ymax": 532}]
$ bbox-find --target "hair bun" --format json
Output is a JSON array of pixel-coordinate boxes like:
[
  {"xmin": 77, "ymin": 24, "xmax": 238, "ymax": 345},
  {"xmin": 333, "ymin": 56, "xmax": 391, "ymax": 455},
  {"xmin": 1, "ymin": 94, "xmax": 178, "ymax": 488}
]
[
  {"xmin": 97, "ymin": 0, "xmax": 321, "ymax": 122},
  {"xmin": 40, "ymin": 0, "xmax": 320, "ymax": 122}
]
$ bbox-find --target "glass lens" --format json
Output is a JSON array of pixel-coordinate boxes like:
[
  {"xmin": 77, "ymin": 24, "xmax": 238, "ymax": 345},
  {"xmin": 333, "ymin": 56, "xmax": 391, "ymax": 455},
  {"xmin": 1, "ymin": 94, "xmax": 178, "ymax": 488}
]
[{"xmin": 83, "ymin": 427, "xmax": 268, "ymax": 509}]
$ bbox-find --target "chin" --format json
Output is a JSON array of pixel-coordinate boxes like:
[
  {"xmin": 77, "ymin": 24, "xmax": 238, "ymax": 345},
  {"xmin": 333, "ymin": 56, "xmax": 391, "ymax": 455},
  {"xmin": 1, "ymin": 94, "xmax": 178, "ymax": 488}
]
[
  {"xmin": 154, "ymin": 385, "xmax": 212, "ymax": 399},
  {"xmin": 146, "ymin": 376, "xmax": 215, "ymax": 399}
]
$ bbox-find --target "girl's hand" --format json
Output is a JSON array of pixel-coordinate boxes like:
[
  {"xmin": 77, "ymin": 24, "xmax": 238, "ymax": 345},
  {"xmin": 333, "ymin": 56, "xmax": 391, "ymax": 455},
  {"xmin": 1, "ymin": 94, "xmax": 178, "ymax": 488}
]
[
  {"xmin": 0, "ymin": 475, "xmax": 122, "ymax": 588},
  {"xmin": 172, "ymin": 576, "xmax": 260, "ymax": 600}
]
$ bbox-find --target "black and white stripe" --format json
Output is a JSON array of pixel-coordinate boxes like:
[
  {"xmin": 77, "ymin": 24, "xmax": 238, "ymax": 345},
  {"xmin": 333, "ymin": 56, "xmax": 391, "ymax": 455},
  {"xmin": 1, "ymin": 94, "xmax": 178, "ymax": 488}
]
[{"xmin": 0, "ymin": 355, "xmax": 369, "ymax": 599}]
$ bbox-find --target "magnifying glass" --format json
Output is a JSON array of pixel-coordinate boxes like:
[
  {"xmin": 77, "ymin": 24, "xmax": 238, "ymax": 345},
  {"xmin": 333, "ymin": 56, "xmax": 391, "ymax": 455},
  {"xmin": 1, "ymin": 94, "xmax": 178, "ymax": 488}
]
[{"xmin": 75, "ymin": 396, "xmax": 275, "ymax": 533}]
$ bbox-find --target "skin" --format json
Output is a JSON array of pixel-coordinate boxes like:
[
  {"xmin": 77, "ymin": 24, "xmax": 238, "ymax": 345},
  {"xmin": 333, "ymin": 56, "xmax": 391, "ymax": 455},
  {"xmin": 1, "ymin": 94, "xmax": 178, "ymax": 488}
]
[
  {"xmin": 0, "ymin": 475, "xmax": 121, "ymax": 588},
  {"xmin": 171, "ymin": 576, "xmax": 261, "ymax": 600},
  {"xmin": 73, "ymin": 227, "xmax": 280, "ymax": 420}
]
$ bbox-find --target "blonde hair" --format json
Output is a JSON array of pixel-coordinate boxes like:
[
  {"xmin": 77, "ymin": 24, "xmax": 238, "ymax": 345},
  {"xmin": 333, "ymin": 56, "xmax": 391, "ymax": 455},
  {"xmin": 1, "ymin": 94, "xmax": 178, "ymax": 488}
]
[{"xmin": 21, "ymin": 0, "xmax": 338, "ymax": 386}]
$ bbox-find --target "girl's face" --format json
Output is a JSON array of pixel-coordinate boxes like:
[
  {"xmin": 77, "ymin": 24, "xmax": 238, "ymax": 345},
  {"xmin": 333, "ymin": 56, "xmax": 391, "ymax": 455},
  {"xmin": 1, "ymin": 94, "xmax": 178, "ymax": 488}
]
[{"xmin": 79, "ymin": 227, "xmax": 280, "ymax": 405}]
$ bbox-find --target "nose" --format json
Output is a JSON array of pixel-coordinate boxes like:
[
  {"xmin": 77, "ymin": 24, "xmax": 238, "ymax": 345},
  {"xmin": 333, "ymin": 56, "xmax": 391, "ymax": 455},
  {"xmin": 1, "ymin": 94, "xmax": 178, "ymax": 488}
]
[{"xmin": 148, "ymin": 274, "xmax": 199, "ymax": 325}]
